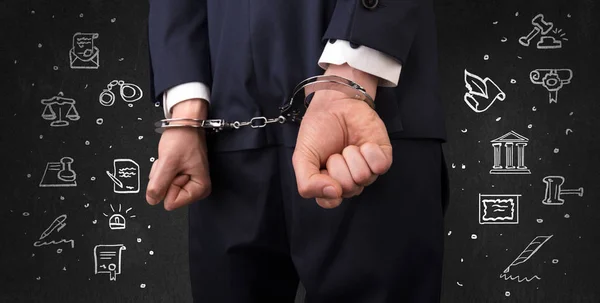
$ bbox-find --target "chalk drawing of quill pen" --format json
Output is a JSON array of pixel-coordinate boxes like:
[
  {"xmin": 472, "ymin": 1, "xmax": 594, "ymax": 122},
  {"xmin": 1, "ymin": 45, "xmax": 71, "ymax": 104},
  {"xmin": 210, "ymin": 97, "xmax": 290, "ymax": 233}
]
[{"xmin": 500, "ymin": 235, "xmax": 553, "ymax": 283}]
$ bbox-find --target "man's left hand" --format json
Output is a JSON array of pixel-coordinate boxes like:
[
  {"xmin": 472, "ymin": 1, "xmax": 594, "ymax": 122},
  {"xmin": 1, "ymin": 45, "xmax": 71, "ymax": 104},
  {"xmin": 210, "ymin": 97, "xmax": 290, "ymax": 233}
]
[{"xmin": 292, "ymin": 64, "xmax": 393, "ymax": 208}]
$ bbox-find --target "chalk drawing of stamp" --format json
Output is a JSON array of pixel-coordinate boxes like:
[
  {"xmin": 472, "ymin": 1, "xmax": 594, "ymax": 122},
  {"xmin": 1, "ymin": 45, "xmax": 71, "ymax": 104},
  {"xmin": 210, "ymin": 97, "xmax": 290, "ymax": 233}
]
[{"xmin": 39, "ymin": 157, "xmax": 77, "ymax": 187}]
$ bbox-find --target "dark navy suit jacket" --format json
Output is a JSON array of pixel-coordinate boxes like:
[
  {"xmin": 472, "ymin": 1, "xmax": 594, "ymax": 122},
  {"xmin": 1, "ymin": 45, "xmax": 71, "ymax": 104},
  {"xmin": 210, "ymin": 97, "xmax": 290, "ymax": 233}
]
[{"xmin": 148, "ymin": 0, "xmax": 447, "ymax": 152}]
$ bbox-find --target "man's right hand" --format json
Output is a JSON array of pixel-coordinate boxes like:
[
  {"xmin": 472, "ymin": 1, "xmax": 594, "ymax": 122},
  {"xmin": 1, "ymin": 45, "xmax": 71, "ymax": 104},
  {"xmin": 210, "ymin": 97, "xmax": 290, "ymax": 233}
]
[{"xmin": 145, "ymin": 99, "xmax": 212, "ymax": 211}]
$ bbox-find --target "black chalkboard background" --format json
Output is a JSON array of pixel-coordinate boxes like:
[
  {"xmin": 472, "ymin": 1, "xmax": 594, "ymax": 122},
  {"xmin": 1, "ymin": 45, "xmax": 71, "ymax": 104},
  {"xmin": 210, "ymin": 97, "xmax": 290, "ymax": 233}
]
[
  {"xmin": 437, "ymin": 0, "xmax": 600, "ymax": 302},
  {"xmin": 2, "ymin": 0, "xmax": 192, "ymax": 302},
  {"xmin": 1, "ymin": 0, "xmax": 599, "ymax": 302}
]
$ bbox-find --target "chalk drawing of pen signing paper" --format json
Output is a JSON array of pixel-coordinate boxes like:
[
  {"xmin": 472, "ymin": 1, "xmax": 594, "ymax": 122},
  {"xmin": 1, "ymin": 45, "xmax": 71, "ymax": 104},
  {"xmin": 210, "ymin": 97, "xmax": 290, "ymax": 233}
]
[
  {"xmin": 106, "ymin": 159, "xmax": 140, "ymax": 194},
  {"xmin": 33, "ymin": 214, "xmax": 75, "ymax": 251}
]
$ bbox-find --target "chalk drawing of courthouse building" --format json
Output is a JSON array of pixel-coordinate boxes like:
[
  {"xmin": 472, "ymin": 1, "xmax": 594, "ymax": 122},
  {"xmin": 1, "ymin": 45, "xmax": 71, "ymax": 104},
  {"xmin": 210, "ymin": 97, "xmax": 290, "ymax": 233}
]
[{"xmin": 490, "ymin": 130, "xmax": 531, "ymax": 175}]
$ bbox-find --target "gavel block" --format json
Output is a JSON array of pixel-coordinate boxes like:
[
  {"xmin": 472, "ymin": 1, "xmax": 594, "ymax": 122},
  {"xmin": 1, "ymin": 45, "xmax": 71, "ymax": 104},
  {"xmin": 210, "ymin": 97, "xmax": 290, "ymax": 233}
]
[{"xmin": 542, "ymin": 176, "xmax": 584, "ymax": 205}]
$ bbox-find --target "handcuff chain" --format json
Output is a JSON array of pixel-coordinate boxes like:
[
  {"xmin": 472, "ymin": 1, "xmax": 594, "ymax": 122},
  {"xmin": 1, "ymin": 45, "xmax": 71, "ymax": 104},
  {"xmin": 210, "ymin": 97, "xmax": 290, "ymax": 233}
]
[
  {"xmin": 154, "ymin": 75, "xmax": 371, "ymax": 134},
  {"xmin": 230, "ymin": 115, "xmax": 287, "ymax": 129},
  {"xmin": 191, "ymin": 115, "xmax": 288, "ymax": 133}
]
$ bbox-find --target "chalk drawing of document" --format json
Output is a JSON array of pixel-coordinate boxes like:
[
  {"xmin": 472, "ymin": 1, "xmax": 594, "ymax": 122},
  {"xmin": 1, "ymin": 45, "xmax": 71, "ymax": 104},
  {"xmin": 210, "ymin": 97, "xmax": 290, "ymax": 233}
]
[
  {"xmin": 106, "ymin": 159, "xmax": 139, "ymax": 194},
  {"xmin": 94, "ymin": 244, "xmax": 126, "ymax": 281}
]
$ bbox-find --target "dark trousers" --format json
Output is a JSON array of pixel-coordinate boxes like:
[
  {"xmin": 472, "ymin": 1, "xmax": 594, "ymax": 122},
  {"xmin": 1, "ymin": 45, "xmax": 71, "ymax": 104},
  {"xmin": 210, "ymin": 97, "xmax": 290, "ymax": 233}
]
[{"xmin": 189, "ymin": 138, "xmax": 449, "ymax": 303}]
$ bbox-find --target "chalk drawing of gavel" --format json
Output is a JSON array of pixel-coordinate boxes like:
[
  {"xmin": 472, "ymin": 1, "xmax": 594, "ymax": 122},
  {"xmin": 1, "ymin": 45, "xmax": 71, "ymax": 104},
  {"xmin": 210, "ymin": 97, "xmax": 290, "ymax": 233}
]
[
  {"xmin": 519, "ymin": 14, "xmax": 554, "ymax": 47},
  {"xmin": 542, "ymin": 176, "xmax": 584, "ymax": 205}
]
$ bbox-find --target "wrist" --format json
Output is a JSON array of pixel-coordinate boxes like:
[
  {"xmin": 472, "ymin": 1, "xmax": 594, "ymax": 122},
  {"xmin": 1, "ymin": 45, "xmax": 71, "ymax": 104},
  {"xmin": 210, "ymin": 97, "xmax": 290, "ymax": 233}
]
[
  {"xmin": 324, "ymin": 63, "xmax": 378, "ymax": 101},
  {"xmin": 171, "ymin": 99, "xmax": 209, "ymax": 121}
]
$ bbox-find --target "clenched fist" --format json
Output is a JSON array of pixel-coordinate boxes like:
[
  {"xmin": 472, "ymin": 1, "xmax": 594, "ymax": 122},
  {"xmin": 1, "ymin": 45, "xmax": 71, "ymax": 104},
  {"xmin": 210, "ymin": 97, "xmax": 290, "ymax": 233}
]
[
  {"xmin": 292, "ymin": 65, "xmax": 393, "ymax": 208},
  {"xmin": 146, "ymin": 99, "xmax": 212, "ymax": 210}
]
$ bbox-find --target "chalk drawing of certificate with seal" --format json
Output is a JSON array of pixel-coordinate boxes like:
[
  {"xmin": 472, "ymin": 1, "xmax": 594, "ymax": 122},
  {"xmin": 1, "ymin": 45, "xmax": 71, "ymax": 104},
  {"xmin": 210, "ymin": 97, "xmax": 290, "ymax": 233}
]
[{"xmin": 94, "ymin": 244, "xmax": 126, "ymax": 281}]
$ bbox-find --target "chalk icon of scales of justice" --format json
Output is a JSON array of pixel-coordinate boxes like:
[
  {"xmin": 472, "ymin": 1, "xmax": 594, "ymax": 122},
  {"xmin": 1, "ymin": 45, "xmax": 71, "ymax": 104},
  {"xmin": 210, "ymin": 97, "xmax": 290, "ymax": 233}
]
[{"xmin": 41, "ymin": 95, "xmax": 80, "ymax": 127}]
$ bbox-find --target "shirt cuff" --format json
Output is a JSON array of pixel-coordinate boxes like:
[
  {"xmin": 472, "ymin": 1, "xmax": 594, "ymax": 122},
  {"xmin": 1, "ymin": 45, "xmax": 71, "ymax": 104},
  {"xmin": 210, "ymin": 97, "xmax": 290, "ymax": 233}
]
[
  {"xmin": 318, "ymin": 40, "xmax": 402, "ymax": 87},
  {"xmin": 163, "ymin": 82, "xmax": 211, "ymax": 118}
]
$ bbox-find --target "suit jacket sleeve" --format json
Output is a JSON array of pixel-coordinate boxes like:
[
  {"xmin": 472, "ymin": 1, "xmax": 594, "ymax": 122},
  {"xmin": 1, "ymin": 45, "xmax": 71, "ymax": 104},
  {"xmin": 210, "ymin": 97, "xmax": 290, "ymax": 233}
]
[
  {"xmin": 148, "ymin": 0, "xmax": 212, "ymax": 103},
  {"xmin": 323, "ymin": 0, "xmax": 423, "ymax": 65}
]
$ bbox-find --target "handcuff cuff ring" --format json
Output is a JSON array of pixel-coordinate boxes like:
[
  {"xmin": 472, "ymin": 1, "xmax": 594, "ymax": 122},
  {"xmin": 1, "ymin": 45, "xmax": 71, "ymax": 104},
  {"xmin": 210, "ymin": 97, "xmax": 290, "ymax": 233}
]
[{"xmin": 154, "ymin": 75, "xmax": 375, "ymax": 134}]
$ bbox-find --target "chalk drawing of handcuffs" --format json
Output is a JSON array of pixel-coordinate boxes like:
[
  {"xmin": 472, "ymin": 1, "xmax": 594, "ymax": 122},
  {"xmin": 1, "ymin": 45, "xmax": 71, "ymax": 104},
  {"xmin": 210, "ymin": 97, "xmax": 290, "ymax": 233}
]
[{"xmin": 99, "ymin": 80, "xmax": 143, "ymax": 106}]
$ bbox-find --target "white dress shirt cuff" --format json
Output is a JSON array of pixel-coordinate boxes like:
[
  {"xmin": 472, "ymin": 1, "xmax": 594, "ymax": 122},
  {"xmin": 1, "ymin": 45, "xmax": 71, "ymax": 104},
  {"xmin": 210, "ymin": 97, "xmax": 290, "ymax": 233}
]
[
  {"xmin": 162, "ymin": 82, "xmax": 211, "ymax": 118},
  {"xmin": 318, "ymin": 40, "xmax": 402, "ymax": 87}
]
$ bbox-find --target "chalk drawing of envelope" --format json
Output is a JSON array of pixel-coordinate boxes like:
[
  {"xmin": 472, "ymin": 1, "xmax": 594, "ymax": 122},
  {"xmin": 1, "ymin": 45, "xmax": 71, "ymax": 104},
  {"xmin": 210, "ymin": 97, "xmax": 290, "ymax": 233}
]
[{"xmin": 69, "ymin": 32, "xmax": 100, "ymax": 69}]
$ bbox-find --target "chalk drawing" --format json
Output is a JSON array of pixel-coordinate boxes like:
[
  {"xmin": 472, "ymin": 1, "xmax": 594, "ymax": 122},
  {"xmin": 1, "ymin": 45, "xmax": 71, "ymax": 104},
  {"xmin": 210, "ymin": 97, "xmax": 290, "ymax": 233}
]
[
  {"xmin": 106, "ymin": 159, "xmax": 140, "ymax": 194},
  {"xmin": 94, "ymin": 244, "xmax": 126, "ymax": 281},
  {"xmin": 500, "ymin": 235, "xmax": 553, "ymax": 283},
  {"xmin": 99, "ymin": 80, "xmax": 143, "ymax": 106},
  {"xmin": 69, "ymin": 32, "xmax": 99, "ymax": 69},
  {"xmin": 519, "ymin": 14, "xmax": 568, "ymax": 49},
  {"xmin": 103, "ymin": 204, "xmax": 136, "ymax": 230},
  {"xmin": 490, "ymin": 131, "xmax": 531, "ymax": 175},
  {"xmin": 33, "ymin": 214, "xmax": 75, "ymax": 249},
  {"xmin": 479, "ymin": 194, "xmax": 520, "ymax": 224},
  {"xmin": 542, "ymin": 176, "xmax": 584, "ymax": 205},
  {"xmin": 39, "ymin": 157, "xmax": 77, "ymax": 187},
  {"xmin": 41, "ymin": 95, "xmax": 80, "ymax": 127},
  {"xmin": 463, "ymin": 69, "xmax": 506, "ymax": 113},
  {"xmin": 530, "ymin": 69, "xmax": 573, "ymax": 103}
]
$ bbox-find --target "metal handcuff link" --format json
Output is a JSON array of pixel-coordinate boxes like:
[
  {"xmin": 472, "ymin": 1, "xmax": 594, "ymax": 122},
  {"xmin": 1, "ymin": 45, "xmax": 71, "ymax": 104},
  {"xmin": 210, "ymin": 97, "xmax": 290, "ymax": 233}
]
[{"xmin": 154, "ymin": 75, "xmax": 375, "ymax": 134}]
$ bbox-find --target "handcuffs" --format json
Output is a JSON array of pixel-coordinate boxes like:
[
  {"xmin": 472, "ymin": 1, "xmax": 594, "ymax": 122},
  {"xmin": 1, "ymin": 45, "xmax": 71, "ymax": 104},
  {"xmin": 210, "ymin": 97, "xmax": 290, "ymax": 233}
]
[{"xmin": 154, "ymin": 75, "xmax": 375, "ymax": 134}]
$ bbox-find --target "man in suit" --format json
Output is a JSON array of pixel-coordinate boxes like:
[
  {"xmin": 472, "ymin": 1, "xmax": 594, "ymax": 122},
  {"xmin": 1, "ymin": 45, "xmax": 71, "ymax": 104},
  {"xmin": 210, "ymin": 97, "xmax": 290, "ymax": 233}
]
[{"xmin": 146, "ymin": 0, "xmax": 449, "ymax": 302}]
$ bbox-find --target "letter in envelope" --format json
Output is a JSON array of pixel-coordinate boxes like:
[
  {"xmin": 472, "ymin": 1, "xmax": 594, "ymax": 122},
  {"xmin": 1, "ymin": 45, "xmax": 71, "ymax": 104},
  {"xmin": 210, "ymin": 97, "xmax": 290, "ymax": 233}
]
[{"xmin": 69, "ymin": 32, "xmax": 100, "ymax": 69}]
